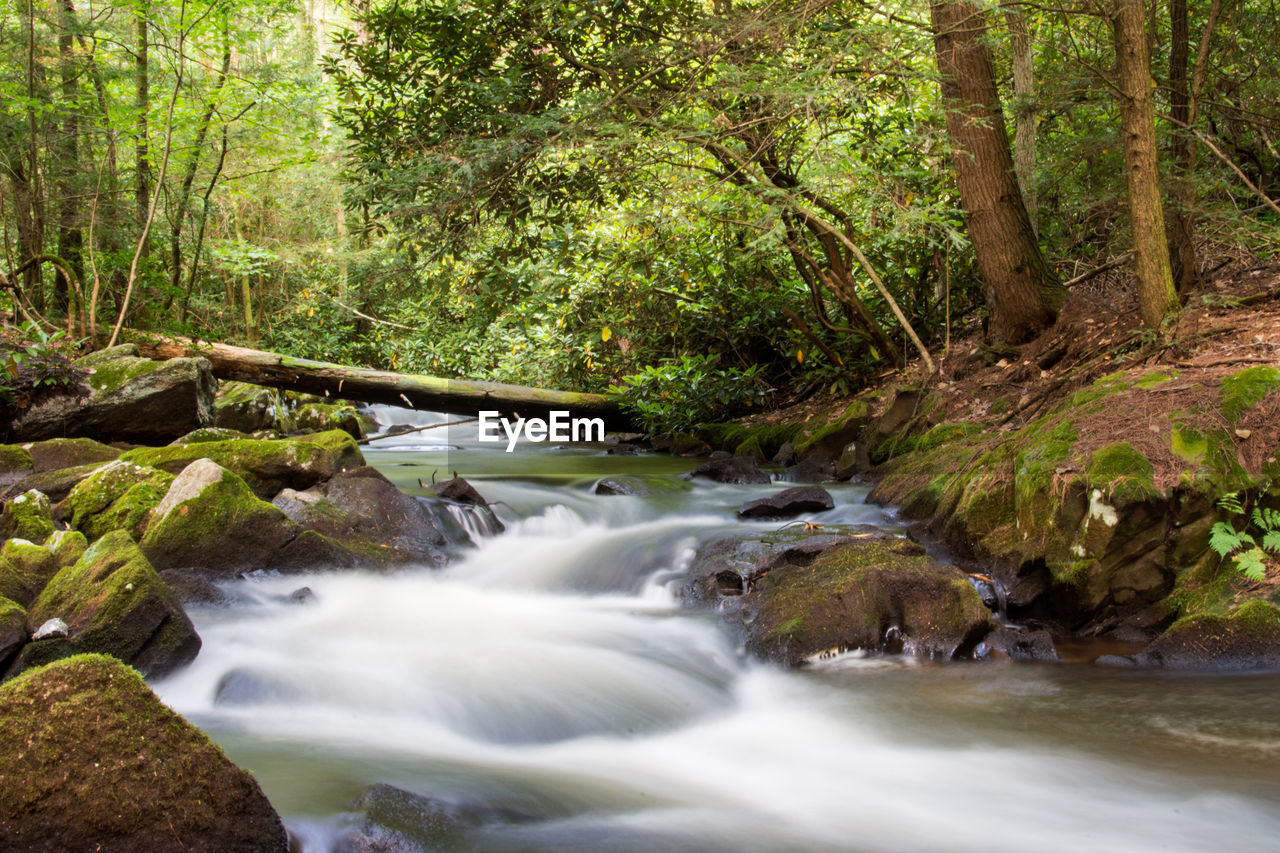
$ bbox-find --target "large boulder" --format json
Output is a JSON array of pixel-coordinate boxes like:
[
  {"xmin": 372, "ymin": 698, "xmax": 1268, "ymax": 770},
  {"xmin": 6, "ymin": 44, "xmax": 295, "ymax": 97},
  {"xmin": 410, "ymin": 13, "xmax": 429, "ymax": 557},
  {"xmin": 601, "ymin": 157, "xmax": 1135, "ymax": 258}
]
[
  {"xmin": 27, "ymin": 436, "xmax": 121, "ymax": 472},
  {"xmin": 710, "ymin": 532, "xmax": 993, "ymax": 665},
  {"xmin": 140, "ymin": 459, "xmax": 300, "ymax": 576},
  {"xmin": 1121, "ymin": 600, "xmax": 1280, "ymax": 670},
  {"xmin": 0, "ymin": 460, "xmax": 113, "ymax": 502},
  {"xmin": 55, "ymin": 459, "xmax": 175, "ymax": 540},
  {"xmin": 0, "ymin": 444, "xmax": 33, "ymax": 489},
  {"xmin": 211, "ymin": 380, "xmax": 293, "ymax": 433},
  {"xmin": 0, "ymin": 654, "xmax": 289, "ymax": 852},
  {"xmin": 9, "ymin": 352, "xmax": 216, "ymax": 444},
  {"xmin": 121, "ymin": 429, "xmax": 364, "ymax": 499},
  {"xmin": 737, "ymin": 486, "xmax": 834, "ymax": 519},
  {"xmin": 272, "ymin": 466, "xmax": 451, "ymax": 568},
  {"xmin": 0, "ymin": 488, "xmax": 55, "ymax": 542},
  {"xmin": 682, "ymin": 530, "xmax": 862, "ymax": 607},
  {"xmin": 21, "ymin": 530, "xmax": 200, "ymax": 678},
  {"xmin": 294, "ymin": 401, "xmax": 367, "ymax": 439}
]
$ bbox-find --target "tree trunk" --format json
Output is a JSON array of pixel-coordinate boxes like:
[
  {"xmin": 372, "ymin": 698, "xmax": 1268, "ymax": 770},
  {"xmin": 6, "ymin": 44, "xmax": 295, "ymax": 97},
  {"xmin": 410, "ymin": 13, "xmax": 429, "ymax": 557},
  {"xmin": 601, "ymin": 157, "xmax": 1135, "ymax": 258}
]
[
  {"xmin": 19, "ymin": 0, "xmax": 46, "ymax": 302},
  {"xmin": 1002, "ymin": 5, "xmax": 1037, "ymax": 230},
  {"xmin": 1112, "ymin": 0, "xmax": 1178, "ymax": 328},
  {"xmin": 55, "ymin": 0, "xmax": 84, "ymax": 314},
  {"xmin": 930, "ymin": 1, "xmax": 1063, "ymax": 345},
  {"xmin": 133, "ymin": 337, "xmax": 633, "ymax": 429},
  {"xmin": 135, "ymin": 4, "xmax": 150, "ymax": 250}
]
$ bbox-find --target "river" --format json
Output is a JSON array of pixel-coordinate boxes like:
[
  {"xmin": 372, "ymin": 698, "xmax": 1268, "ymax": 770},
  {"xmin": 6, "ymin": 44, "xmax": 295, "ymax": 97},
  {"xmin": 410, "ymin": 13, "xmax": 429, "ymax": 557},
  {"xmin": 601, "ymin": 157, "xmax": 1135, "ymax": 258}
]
[{"xmin": 154, "ymin": 407, "xmax": 1280, "ymax": 852}]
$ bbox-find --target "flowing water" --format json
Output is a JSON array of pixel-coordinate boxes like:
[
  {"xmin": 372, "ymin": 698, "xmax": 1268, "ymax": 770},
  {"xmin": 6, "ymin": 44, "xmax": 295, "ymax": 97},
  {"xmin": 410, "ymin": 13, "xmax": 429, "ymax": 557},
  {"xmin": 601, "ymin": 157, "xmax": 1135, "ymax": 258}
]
[{"xmin": 154, "ymin": 408, "xmax": 1280, "ymax": 852}]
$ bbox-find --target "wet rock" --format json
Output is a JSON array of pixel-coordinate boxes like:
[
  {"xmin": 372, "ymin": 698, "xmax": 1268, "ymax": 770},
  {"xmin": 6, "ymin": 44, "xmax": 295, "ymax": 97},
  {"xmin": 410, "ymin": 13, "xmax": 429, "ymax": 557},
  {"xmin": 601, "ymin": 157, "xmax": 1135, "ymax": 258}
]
[
  {"xmin": 688, "ymin": 456, "xmax": 771, "ymax": 485},
  {"xmin": 0, "ymin": 488, "xmax": 55, "ymax": 542},
  {"xmin": 294, "ymin": 402, "xmax": 365, "ymax": 440},
  {"xmin": 288, "ymin": 586, "xmax": 316, "ymax": 604},
  {"xmin": 738, "ymin": 486, "xmax": 834, "ymax": 519},
  {"xmin": 782, "ymin": 458, "xmax": 834, "ymax": 483},
  {"xmin": 740, "ymin": 534, "xmax": 994, "ymax": 665},
  {"xmin": 432, "ymin": 476, "xmax": 491, "ymax": 507},
  {"xmin": 834, "ymin": 441, "xmax": 871, "ymax": 480},
  {"xmin": 682, "ymin": 530, "xmax": 869, "ymax": 607},
  {"xmin": 28, "ymin": 437, "xmax": 121, "ymax": 472},
  {"xmin": 982, "ymin": 626, "xmax": 1059, "ymax": 662},
  {"xmin": 606, "ymin": 443, "xmax": 639, "ymax": 456},
  {"xmin": 158, "ymin": 568, "xmax": 232, "ymax": 606},
  {"xmin": 793, "ymin": 401, "xmax": 871, "ymax": 463},
  {"xmin": 140, "ymin": 459, "xmax": 299, "ymax": 576},
  {"xmin": 335, "ymin": 783, "xmax": 474, "ymax": 853},
  {"xmin": 1128, "ymin": 600, "xmax": 1280, "ymax": 670},
  {"xmin": 594, "ymin": 475, "xmax": 691, "ymax": 497},
  {"xmin": 0, "ymin": 654, "xmax": 289, "ymax": 851},
  {"xmin": 771, "ymin": 441, "xmax": 795, "ymax": 467},
  {"xmin": 55, "ymin": 459, "xmax": 175, "ymax": 540},
  {"xmin": 214, "ymin": 667, "xmax": 299, "ymax": 705},
  {"xmin": 121, "ymin": 429, "xmax": 365, "ymax": 499},
  {"xmin": 671, "ymin": 434, "xmax": 712, "ymax": 456},
  {"xmin": 10, "ymin": 352, "xmax": 216, "ymax": 444},
  {"xmin": 22, "ymin": 529, "xmax": 200, "ymax": 678}
]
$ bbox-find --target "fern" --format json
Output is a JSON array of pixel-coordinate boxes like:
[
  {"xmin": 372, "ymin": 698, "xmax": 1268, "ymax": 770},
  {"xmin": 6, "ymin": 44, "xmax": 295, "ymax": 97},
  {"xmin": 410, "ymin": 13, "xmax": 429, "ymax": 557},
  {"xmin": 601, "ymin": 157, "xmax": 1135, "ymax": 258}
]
[
  {"xmin": 1210, "ymin": 521, "xmax": 1253, "ymax": 557},
  {"xmin": 1218, "ymin": 493, "xmax": 1246, "ymax": 515},
  {"xmin": 1235, "ymin": 549, "xmax": 1268, "ymax": 583}
]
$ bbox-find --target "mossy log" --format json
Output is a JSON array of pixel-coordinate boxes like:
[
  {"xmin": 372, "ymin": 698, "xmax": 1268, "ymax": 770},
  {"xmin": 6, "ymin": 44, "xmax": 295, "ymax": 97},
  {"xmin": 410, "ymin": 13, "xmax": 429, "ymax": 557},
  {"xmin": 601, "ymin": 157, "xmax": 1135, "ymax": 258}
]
[{"xmin": 135, "ymin": 336, "xmax": 634, "ymax": 429}]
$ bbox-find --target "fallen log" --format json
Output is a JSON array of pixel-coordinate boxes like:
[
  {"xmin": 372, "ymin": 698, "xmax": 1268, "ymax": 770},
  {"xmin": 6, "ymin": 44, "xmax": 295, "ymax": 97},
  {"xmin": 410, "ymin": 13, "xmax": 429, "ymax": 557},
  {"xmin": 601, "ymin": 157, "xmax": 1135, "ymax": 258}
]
[{"xmin": 132, "ymin": 336, "xmax": 636, "ymax": 431}]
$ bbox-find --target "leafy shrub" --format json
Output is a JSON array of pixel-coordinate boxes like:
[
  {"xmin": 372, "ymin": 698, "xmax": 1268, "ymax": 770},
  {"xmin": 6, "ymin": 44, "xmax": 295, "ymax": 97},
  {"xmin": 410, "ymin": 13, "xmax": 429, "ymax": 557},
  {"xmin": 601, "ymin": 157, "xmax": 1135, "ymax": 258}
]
[
  {"xmin": 612, "ymin": 354, "xmax": 771, "ymax": 435},
  {"xmin": 0, "ymin": 323, "xmax": 84, "ymax": 408}
]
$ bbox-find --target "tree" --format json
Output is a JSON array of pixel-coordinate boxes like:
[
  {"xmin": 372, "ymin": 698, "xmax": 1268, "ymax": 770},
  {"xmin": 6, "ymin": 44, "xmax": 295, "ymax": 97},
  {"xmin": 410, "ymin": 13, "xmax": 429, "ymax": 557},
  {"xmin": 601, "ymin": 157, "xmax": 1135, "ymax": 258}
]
[
  {"xmin": 1111, "ymin": 0, "xmax": 1177, "ymax": 328},
  {"xmin": 930, "ymin": 1, "xmax": 1063, "ymax": 345}
]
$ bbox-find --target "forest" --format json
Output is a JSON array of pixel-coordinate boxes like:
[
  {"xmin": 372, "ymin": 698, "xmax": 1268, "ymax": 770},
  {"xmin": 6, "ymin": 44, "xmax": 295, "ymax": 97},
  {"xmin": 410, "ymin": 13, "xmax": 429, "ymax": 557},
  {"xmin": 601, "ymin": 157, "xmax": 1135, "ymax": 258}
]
[{"xmin": 2, "ymin": 0, "xmax": 1278, "ymax": 425}]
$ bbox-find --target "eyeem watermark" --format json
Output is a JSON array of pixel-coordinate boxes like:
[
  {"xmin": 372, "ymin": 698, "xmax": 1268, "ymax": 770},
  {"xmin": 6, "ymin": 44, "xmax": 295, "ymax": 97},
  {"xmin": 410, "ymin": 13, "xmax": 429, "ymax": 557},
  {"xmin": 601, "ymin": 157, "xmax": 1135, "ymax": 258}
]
[{"xmin": 477, "ymin": 410, "xmax": 605, "ymax": 452}]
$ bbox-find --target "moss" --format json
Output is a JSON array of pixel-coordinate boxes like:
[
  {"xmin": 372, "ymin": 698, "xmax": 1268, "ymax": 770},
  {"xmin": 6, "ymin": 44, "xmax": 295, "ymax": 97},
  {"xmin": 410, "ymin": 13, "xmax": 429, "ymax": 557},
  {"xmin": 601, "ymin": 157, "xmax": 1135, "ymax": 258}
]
[
  {"xmin": 28, "ymin": 437, "xmax": 121, "ymax": 472},
  {"xmin": 74, "ymin": 343, "xmax": 139, "ymax": 367},
  {"xmin": 1219, "ymin": 365, "xmax": 1280, "ymax": 424},
  {"xmin": 60, "ymin": 460, "xmax": 175, "ymax": 539},
  {"xmin": 0, "ymin": 444, "xmax": 33, "ymax": 479},
  {"xmin": 1087, "ymin": 442, "xmax": 1159, "ymax": 505},
  {"xmin": 1135, "ymin": 369, "xmax": 1180, "ymax": 389},
  {"xmin": 294, "ymin": 402, "xmax": 364, "ymax": 439},
  {"xmin": 793, "ymin": 400, "xmax": 871, "ymax": 459},
  {"xmin": 82, "ymin": 355, "xmax": 167, "ymax": 394},
  {"xmin": 0, "ymin": 539, "xmax": 58, "ymax": 607},
  {"xmin": 171, "ymin": 427, "xmax": 253, "ymax": 444},
  {"xmin": 0, "ymin": 488, "xmax": 55, "ymax": 542},
  {"xmin": 1170, "ymin": 423, "xmax": 1209, "ymax": 465},
  {"xmin": 46, "ymin": 529, "xmax": 88, "ymax": 568},
  {"xmin": 733, "ymin": 434, "xmax": 767, "ymax": 462},
  {"xmin": 27, "ymin": 530, "xmax": 197, "ymax": 673},
  {"xmin": 0, "ymin": 654, "xmax": 288, "ymax": 851},
  {"xmin": 120, "ymin": 429, "xmax": 364, "ymax": 498},
  {"xmin": 1068, "ymin": 373, "xmax": 1132, "ymax": 407}
]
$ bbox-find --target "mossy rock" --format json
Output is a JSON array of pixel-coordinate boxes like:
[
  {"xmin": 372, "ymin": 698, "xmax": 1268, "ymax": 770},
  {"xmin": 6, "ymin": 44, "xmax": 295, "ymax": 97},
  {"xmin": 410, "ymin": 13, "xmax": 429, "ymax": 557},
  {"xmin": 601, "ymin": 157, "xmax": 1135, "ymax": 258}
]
[
  {"xmin": 1131, "ymin": 599, "xmax": 1280, "ymax": 670},
  {"xmin": 121, "ymin": 429, "xmax": 365, "ymax": 499},
  {"xmin": 0, "ymin": 488, "xmax": 55, "ymax": 542},
  {"xmin": 1087, "ymin": 442, "xmax": 1159, "ymax": 507},
  {"xmin": 743, "ymin": 536, "xmax": 993, "ymax": 664},
  {"xmin": 56, "ymin": 460, "xmax": 176, "ymax": 541},
  {"xmin": 0, "ymin": 595, "xmax": 26, "ymax": 671},
  {"xmin": 0, "ymin": 654, "xmax": 289, "ymax": 851},
  {"xmin": 170, "ymin": 426, "xmax": 254, "ymax": 444},
  {"xmin": 27, "ymin": 436, "xmax": 121, "ymax": 472},
  {"xmin": 140, "ymin": 459, "xmax": 300, "ymax": 576},
  {"xmin": 794, "ymin": 400, "xmax": 872, "ymax": 462},
  {"xmin": 294, "ymin": 402, "xmax": 366, "ymax": 440},
  {"xmin": 74, "ymin": 343, "xmax": 139, "ymax": 367},
  {"xmin": 0, "ymin": 539, "xmax": 58, "ymax": 607},
  {"xmin": 1219, "ymin": 365, "xmax": 1280, "ymax": 424},
  {"xmin": 212, "ymin": 380, "xmax": 295, "ymax": 433},
  {"xmin": 25, "ymin": 530, "xmax": 200, "ymax": 677},
  {"xmin": 0, "ymin": 444, "xmax": 33, "ymax": 488},
  {"xmin": 0, "ymin": 460, "xmax": 112, "ymax": 503},
  {"xmin": 45, "ymin": 529, "xmax": 87, "ymax": 568}
]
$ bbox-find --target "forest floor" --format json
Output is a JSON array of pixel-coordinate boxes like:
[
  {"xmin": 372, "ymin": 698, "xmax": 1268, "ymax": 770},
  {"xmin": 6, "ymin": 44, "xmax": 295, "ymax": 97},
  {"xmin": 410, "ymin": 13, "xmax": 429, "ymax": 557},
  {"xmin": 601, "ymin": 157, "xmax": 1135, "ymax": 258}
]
[{"xmin": 753, "ymin": 258, "xmax": 1280, "ymax": 491}]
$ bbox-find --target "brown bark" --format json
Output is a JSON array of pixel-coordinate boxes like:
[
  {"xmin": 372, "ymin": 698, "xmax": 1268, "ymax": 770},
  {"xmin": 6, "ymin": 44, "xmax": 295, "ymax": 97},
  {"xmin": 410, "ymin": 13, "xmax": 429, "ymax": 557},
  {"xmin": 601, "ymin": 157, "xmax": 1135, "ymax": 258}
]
[
  {"xmin": 931, "ymin": 1, "xmax": 1063, "ymax": 345},
  {"xmin": 133, "ymin": 337, "xmax": 633, "ymax": 429},
  {"xmin": 135, "ymin": 5, "xmax": 150, "ymax": 240},
  {"xmin": 1112, "ymin": 0, "xmax": 1178, "ymax": 328},
  {"xmin": 1002, "ymin": 5, "xmax": 1037, "ymax": 229},
  {"xmin": 55, "ymin": 0, "xmax": 83, "ymax": 313}
]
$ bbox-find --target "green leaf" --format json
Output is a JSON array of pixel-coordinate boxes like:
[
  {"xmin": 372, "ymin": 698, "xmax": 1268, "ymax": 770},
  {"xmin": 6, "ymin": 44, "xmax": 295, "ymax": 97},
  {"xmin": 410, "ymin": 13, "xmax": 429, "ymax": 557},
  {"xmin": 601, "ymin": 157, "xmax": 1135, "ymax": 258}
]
[
  {"xmin": 1234, "ymin": 548, "xmax": 1268, "ymax": 582},
  {"xmin": 1209, "ymin": 521, "xmax": 1248, "ymax": 557}
]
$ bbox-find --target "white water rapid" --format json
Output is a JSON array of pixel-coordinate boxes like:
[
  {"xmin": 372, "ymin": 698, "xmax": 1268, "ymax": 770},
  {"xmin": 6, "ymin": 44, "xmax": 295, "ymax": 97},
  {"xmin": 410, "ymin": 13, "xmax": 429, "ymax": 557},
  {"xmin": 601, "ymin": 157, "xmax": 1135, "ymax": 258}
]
[{"xmin": 153, "ymin": 408, "xmax": 1280, "ymax": 852}]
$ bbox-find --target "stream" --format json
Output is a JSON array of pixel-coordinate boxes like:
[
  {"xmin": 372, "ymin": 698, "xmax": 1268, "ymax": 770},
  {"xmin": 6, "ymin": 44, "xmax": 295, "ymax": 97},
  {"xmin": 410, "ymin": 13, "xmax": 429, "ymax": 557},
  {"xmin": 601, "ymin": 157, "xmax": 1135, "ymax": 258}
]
[{"xmin": 154, "ymin": 407, "xmax": 1280, "ymax": 852}]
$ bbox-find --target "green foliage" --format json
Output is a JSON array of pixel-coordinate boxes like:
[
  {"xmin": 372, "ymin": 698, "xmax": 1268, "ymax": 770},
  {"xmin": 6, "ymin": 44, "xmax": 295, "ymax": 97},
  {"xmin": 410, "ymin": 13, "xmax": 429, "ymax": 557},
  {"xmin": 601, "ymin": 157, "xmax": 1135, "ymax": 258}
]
[
  {"xmin": 612, "ymin": 355, "xmax": 771, "ymax": 435},
  {"xmin": 1209, "ymin": 492, "xmax": 1279, "ymax": 583},
  {"xmin": 0, "ymin": 323, "xmax": 85, "ymax": 408}
]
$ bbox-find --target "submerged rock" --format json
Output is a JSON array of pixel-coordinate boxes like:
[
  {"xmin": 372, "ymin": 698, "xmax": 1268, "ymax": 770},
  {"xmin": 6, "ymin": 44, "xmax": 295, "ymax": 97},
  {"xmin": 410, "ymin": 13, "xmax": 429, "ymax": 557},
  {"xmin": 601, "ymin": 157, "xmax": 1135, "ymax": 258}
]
[
  {"xmin": 21, "ymin": 529, "xmax": 200, "ymax": 678},
  {"xmin": 0, "ymin": 654, "xmax": 289, "ymax": 852},
  {"xmin": 738, "ymin": 485, "xmax": 834, "ymax": 519},
  {"xmin": 335, "ymin": 783, "xmax": 479, "ymax": 853},
  {"xmin": 982, "ymin": 626, "xmax": 1060, "ymax": 662},
  {"xmin": 688, "ymin": 455, "xmax": 771, "ymax": 485}
]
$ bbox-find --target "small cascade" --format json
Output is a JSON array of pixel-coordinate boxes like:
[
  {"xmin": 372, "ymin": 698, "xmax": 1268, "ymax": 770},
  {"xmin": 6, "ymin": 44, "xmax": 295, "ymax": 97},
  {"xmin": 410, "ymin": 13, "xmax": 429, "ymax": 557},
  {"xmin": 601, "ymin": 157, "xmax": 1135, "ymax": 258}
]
[
  {"xmin": 968, "ymin": 573, "xmax": 1010, "ymax": 623},
  {"xmin": 443, "ymin": 501, "xmax": 503, "ymax": 542}
]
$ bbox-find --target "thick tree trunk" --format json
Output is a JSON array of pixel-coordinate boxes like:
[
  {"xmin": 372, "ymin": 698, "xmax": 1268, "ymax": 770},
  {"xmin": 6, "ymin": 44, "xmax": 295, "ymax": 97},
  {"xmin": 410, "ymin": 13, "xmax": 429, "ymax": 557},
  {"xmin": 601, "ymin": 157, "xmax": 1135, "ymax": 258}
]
[
  {"xmin": 133, "ymin": 338, "xmax": 633, "ymax": 429},
  {"xmin": 1002, "ymin": 5, "xmax": 1037, "ymax": 229},
  {"xmin": 931, "ymin": 1, "xmax": 1063, "ymax": 345},
  {"xmin": 1113, "ymin": 0, "xmax": 1178, "ymax": 328}
]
